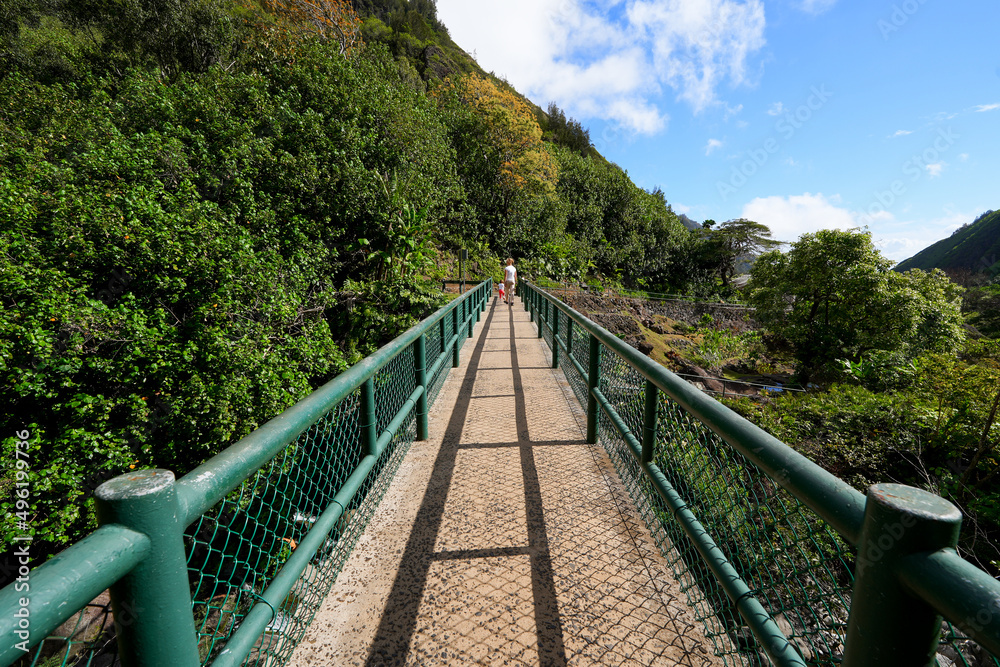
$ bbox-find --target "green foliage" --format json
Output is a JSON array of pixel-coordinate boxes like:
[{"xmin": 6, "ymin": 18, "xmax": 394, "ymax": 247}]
[
  {"xmin": 692, "ymin": 329, "xmax": 765, "ymax": 370},
  {"xmin": 700, "ymin": 218, "xmax": 781, "ymax": 287},
  {"xmin": 965, "ymin": 283, "xmax": 1000, "ymax": 337},
  {"xmin": 749, "ymin": 229, "xmax": 965, "ymax": 379},
  {"xmin": 0, "ymin": 37, "xmax": 459, "ymax": 556},
  {"xmin": 548, "ymin": 145, "xmax": 690, "ymax": 289},
  {"xmin": 540, "ymin": 102, "xmax": 591, "ymax": 157},
  {"xmin": 727, "ymin": 356, "xmax": 1000, "ymax": 571}
]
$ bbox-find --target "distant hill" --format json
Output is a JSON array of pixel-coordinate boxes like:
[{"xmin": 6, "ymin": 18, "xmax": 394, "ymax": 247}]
[
  {"xmin": 678, "ymin": 214, "xmax": 703, "ymax": 231},
  {"xmin": 895, "ymin": 209, "xmax": 1000, "ymax": 274}
]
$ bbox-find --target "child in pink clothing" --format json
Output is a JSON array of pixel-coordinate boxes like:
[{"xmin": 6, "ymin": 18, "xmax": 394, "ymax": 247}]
[{"xmin": 497, "ymin": 281, "xmax": 505, "ymax": 301}]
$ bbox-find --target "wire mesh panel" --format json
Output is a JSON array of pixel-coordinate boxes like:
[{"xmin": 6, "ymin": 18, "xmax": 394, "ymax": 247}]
[
  {"xmin": 374, "ymin": 347, "xmax": 416, "ymax": 435},
  {"xmin": 10, "ymin": 288, "xmax": 489, "ymax": 667},
  {"xmin": 541, "ymin": 304, "xmax": 554, "ymax": 351},
  {"xmin": 597, "ymin": 346, "xmax": 856, "ymax": 665},
  {"xmin": 426, "ymin": 313, "xmax": 454, "ymax": 407},
  {"xmin": 938, "ymin": 624, "xmax": 1000, "ymax": 667},
  {"xmin": 565, "ymin": 318, "xmax": 591, "ymax": 409},
  {"xmin": 15, "ymin": 598, "xmax": 118, "ymax": 667},
  {"xmin": 185, "ymin": 392, "xmax": 354, "ymax": 665}
]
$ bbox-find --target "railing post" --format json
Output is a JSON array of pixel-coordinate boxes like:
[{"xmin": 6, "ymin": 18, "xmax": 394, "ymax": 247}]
[
  {"xmin": 94, "ymin": 470, "xmax": 201, "ymax": 667},
  {"xmin": 537, "ymin": 295, "xmax": 544, "ymax": 339},
  {"xmin": 361, "ymin": 377, "xmax": 378, "ymax": 456},
  {"xmin": 476, "ymin": 285, "xmax": 482, "ymax": 322},
  {"xmin": 414, "ymin": 335, "xmax": 428, "ymax": 440},
  {"xmin": 451, "ymin": 305, "xmax": 459, "ymax": 368},
  {"xmin": 551, "ymin": 308, "xmax": 560, "ymax": 368},
  {"xmin": 842, "ymin": 483, "xmax": 962, "ymax": 667},
  {"xmin": 586, "ymin": 333, "xmax": 601, "ymax": 444},
  {"xmin": 641, "ymin": 380, "xmax": 658, "ymax": 464},
  {"xmin": 566, "ymin": 316, "xmax": 573, "ymax": 358},
  {"xmin": 439, "ymin": 315, "xmax": 446, "ymax": 364},
  {"xmin": 467, "ymin": 296, "xmax": 474, "ymax": 338}
]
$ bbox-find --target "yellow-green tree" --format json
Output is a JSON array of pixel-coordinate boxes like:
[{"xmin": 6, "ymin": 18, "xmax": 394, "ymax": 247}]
[
  {"xmin": 435, "ymin": 73, "xmax": 560, "ymax": 253},
  {"xmin": 448, "ymin": 73, "xmax": 557, "ymax": 198}
]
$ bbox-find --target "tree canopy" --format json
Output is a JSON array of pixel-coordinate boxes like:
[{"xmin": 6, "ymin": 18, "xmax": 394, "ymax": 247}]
[
  {"xmin": 704, "ymin": 218, "xmax": 781, "ymax": 287},
  {"xmin": 748, "ymin": 228, "xmax": 965, "ymax": 378}
]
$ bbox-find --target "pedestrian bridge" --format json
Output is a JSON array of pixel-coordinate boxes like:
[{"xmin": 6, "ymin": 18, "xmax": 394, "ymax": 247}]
[{"xmin": 2, "ymin": 282, "xmax": 999, "ymax": 667}]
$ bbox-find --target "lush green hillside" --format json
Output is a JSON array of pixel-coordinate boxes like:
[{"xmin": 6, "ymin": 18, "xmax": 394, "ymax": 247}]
[
  {"xmin": 0, "ymin": 0, "xmax": 708, "ymax": 560},
  {"xmin": 896, "ymin": 209, "xmax": 1000, "ymax": 274}
]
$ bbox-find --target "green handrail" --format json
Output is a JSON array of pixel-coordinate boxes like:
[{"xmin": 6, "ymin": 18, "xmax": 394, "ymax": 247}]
[
  {"xmin": 0, "ymin": 280, "xmax": 492, "ymax": 667},
  {"xmin": 522, "ymin": 280, "xmax": 1000, "ymax": 667},
  {"xmin": 0, "ymin": 525, "xmax": 150, "ymax": 666}
]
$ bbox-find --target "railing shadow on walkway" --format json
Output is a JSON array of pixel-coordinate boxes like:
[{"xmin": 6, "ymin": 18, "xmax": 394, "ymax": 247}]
[{"xmin": 365, "ymin": 297, "xmax": 571, "ymax": 666}]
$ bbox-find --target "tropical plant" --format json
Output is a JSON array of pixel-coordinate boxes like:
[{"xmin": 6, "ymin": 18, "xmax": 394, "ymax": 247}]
[{"xmin": 748, "ymin": 229, "xmax": 965, "ymax": 379}]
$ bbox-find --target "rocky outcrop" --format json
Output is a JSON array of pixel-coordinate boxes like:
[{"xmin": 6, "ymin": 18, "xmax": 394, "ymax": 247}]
[
  {"xmin": 421, "ymin": 45, "xmax": 456, "ymax": 80},
  {"xmin": 565, "ymin": 294, "xmax": 758, "ymax": 332}
]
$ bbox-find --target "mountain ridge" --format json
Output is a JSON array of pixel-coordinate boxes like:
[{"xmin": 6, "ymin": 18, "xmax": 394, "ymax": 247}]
[{"xmin": 895, "ymin": 209, "xmax": 1000, "ymax": 275}]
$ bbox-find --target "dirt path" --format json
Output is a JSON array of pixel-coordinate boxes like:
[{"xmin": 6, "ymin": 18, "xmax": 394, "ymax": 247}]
[{"xmin": 291, "ymin": 294, "xmax": 719, "ymax": 666}]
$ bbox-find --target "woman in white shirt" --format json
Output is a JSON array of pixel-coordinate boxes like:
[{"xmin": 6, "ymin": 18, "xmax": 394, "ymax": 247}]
[{"xmin": 503, "ymin": 258, "xmax": 517, "ymax": 305}]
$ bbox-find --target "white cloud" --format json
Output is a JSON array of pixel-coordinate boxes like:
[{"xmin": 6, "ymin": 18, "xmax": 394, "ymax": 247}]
[
  {"xmin": 871, "ymin": 209, "xmax": 972, "ymax": 263},
  {"xmin": 628, "ymin": 0, "xmax": 767, "ymax": 112},
  {"xmin": 705, "ymin": 138, "xmax": 724, "ymax": 155},
  {"xmin": 959, "ymin": 153, "xmax": 969, "ymax": 161},
  {"xmin": 798, "ymin": 0, "xmax": 837, "ymax": 14},
  {"xmin": 766, "ymin": 102, "xmax": 785, "ymax": 116},
  {"xmin": 606, "ymin": 98, "xmax": 669, "ymax": 134},
  {"xmin": 741, "ymin": 194, "xmax": 968, "ymax": 263},
  {"xmin": 437, "ymin": 0, "xmax": 767, "ymax": 133},
  {"xmin": 973, "ymin": 103, "xmax": 1000, "ymax": 112},
  {"xmin": 741, "ymin": 192, "xmax": 856, "ymax": 245},
  {"xmin": 925, "ymin": 162, "xmax": 945, "ymax": 177},
  {"xmin": 931, "ymin": 111, "xmax": 959, "ymax": 121},
  {"xmin": 890, "ymin": 129, "xmax": 912, "ymax": 137},
  {"xmin": 784, "ymin": 157, "xmax": 798, "ymax": 167}
]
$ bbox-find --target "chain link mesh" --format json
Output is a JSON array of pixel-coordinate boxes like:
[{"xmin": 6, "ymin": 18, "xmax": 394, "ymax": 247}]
[
  {"xmin": 529, "ymin": 286, "xmax": 999, "ymax": 667},
  {"xmin": 595, "ymin": 340, "xmax": 856, "ymax": 665},
  {"xmin": 18, "ymin": 292, "xmax": 479, "ymax": 667},
  {"xmin": 15, "ymin": 600, "xmax": 118, "ymax": 667},
  {"xmin": 938, "ymin": 624, "xmax": 1000, "ymax": 667}
]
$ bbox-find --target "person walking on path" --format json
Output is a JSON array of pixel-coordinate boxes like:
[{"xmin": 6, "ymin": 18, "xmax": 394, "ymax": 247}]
[{"xmin": 503, "ymin": 258, "xmax": 517, "ymax": 305}]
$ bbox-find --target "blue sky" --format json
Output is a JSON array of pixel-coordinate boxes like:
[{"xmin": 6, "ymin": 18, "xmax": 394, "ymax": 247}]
[{"xmin": 434, "ymin": 0, "xmax": 1000, "ymax": 263}]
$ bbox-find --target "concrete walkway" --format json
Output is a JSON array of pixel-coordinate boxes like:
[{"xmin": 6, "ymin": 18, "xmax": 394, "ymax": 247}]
[{"xmin": 291, "ymin": 295, "xmax": 719, "ymax": 666}]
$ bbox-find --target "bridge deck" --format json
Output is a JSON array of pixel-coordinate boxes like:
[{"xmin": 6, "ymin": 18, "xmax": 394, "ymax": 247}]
[{"xmin": 292, "ymin": 295, "xmax": 718, "ymax": 666}]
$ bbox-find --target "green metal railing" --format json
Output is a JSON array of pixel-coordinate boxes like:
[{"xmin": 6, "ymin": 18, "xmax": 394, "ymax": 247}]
[
  {"xmin": 0, "ymin": 280, "xmax": 492, "ymax": 667},
  {"xmin": 522, "ymin": 281, "xmax": 1000, "ymax": 667}
]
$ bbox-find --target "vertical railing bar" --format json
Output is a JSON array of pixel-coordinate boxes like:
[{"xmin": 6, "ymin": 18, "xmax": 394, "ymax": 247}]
[
  {"xmin": 842, "ymin": 485, "xmax": 963, "ymax": 666},
  {"xmin": 361, "ymin": 377, "xmax": 377, "ymax": 456},
  {"xmin": 451, "ymin": 304, "xmax": 459, "ymax": 368},
  {"xmin": 415, "ymin": 335, "xmax": 428, "ymax": 441},
  {"xmin": 641, "ymin": 379, "xmax": 658, "ymax": 464},
  {"xmin": 552, "ymin": 308, "xmax": 560, "ymax": 368},
  {"xmin": 94, "ymin": 472, "xmax": 201, "ymax": 667},
  {"xmin": 586, "ymin": 333, "xmax": 601, "ymax": 444}
]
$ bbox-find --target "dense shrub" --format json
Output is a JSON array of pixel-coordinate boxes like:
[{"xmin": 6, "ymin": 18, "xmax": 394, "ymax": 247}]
[{"xmin": 0, "ymin": 39, "xmax": 461, "ymax": 561}]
